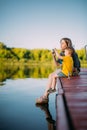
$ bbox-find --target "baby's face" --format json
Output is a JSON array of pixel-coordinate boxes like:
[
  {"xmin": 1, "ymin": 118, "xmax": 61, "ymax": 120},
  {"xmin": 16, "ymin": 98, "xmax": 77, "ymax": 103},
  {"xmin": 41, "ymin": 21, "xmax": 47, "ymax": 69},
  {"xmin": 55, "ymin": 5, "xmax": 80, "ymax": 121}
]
[{"xmin": 65, "ymin": 50, "xmax": 69, "ymax": 56}]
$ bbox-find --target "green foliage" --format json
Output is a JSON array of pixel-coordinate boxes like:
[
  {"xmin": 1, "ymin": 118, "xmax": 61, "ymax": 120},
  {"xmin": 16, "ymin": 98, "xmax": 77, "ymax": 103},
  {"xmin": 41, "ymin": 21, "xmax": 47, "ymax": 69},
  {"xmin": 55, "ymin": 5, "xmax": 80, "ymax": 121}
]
[
  {"xmin": 0, "ymin": 42, "xmax": 6, "ymax": 49},
  {"xmin": 0, "ymin": 42, "xmax": 87, "ymax": 63},
  {"xmin": 76, "ymin": 49, "xmax": 86, "ymax": 60}
]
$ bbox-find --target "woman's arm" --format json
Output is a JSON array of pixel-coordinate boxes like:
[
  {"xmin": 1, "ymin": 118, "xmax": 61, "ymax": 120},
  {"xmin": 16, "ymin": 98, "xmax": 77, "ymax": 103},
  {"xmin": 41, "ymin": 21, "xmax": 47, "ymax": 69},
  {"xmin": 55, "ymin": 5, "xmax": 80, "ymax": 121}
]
[
  {"xmin": 72, "ymin": 52, "xmax": 81, "ymax": 72},
  {"xmin": 52, "ymin": 49, "xmax": 63, "ymax": 66},
  {"xmin": 52, "ymin": 54, "xmax": 60, "ymax": 66}
]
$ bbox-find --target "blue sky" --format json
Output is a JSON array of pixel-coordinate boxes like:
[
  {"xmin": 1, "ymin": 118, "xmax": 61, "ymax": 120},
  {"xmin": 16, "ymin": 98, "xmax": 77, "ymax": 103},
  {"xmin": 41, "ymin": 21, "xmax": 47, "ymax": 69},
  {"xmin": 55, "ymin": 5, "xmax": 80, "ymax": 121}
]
[{"xmin": 0, "ymin": 0, "xmax": 87, "ymax": 49}]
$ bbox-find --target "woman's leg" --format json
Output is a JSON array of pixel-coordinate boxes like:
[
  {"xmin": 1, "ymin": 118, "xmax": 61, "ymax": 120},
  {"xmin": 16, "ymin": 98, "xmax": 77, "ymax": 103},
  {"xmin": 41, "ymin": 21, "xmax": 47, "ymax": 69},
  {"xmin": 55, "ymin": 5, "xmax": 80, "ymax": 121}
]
[
  {"xmin": 43, "ymin": 73, "xmax": 58, "ymax": 97},
  {"xmin": 44, "ymin": 69, "xmax": 61, "ymax": 94},
  {"xmin": 36, "ymin": 73, "xmax": 58, "ymax": 104},
  {"xmin": 51, "ymin": 74, "xmax": 58, "ymax": 90},
  {"xmin": 45, "ymin": 72, "xmax": 55, "ymax": 92}
]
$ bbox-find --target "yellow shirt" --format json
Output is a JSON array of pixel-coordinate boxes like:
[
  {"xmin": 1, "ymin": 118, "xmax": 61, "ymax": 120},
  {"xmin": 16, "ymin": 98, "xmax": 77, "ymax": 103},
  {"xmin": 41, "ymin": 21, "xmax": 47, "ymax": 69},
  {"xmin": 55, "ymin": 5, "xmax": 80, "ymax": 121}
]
[{"xmin": 62, "ymin": 56, "xmax": 73, "ymax": 76}]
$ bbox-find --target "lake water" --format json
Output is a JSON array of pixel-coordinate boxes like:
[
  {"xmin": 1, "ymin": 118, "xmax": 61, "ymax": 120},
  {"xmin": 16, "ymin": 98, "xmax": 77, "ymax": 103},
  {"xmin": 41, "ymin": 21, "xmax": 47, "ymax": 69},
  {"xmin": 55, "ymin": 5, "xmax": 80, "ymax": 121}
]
[{"xmin": 0, "ymin": 65, "xmax": 57, "ymax": 130}]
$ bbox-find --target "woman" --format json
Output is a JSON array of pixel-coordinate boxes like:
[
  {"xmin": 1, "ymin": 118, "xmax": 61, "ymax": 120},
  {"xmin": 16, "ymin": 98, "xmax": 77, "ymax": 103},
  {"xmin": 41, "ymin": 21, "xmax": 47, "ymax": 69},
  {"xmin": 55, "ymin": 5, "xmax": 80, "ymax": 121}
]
[{"xmin": 36, "ymin": 38, "xmax": 81, "ymax": 104}]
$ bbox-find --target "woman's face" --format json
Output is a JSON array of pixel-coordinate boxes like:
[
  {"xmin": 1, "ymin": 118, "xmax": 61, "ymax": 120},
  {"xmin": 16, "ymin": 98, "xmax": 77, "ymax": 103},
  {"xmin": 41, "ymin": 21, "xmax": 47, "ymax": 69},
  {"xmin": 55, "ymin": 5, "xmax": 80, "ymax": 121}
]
[{"xmin": 60, "ymin": 40, "xmax": 67, "ymax": 51}]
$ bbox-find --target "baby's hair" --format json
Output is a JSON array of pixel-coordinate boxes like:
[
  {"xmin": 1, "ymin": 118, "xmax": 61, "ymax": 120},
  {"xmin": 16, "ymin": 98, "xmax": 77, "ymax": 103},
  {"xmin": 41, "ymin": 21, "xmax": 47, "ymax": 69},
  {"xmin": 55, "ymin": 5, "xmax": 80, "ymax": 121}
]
[{"xmin": 65, "ymin": 47, "xmax": 74, "ymax": 55}]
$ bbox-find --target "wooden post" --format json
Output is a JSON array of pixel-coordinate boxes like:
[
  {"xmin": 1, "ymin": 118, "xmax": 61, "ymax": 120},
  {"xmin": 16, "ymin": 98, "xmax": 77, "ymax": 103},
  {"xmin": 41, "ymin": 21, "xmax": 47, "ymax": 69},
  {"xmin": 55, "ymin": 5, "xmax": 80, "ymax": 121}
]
[{"xmin": 85, "ymin": 45, "xmax": 87, "ymax": 61}]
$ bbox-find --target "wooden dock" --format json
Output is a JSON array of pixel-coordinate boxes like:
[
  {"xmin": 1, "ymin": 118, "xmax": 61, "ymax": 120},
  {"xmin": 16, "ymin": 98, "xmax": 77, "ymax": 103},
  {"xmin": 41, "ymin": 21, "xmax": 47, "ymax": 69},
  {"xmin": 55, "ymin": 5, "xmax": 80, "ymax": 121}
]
[{"xmin": 56, "ymin": 68, "xmax": 87, "ymax": 130}]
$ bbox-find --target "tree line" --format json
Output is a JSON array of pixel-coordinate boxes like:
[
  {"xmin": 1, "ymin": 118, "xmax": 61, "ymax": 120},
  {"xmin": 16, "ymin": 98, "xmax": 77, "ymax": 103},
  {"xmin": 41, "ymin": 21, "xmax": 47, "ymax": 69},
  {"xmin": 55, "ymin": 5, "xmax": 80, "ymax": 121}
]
[
  {"xmin": 0, "ymin": 42, "xmax": 86, "ymax": 62},
  {"xmin": 0, "ymin": 42, "xmax": 53, "ymax": 62}
]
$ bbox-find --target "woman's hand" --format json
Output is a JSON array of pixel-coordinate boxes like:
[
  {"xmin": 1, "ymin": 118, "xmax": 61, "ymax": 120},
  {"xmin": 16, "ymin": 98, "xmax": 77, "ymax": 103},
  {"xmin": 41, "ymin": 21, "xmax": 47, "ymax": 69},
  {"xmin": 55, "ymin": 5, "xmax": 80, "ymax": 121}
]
[
  {"xmin": 54, "ymin": 48, "xmax": 59, "ymax": 57},
  {"xmin": 52, "ymin": 52, "xmax": 56, "ymax": 57}
]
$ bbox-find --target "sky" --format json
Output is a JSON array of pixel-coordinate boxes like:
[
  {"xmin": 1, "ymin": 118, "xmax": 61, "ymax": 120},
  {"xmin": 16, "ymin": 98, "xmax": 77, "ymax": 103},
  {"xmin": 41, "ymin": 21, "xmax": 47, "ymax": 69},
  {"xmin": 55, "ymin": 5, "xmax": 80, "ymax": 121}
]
[{"xmin": 0, "ymin": 0, "xmax": 87, "ymax": 50}]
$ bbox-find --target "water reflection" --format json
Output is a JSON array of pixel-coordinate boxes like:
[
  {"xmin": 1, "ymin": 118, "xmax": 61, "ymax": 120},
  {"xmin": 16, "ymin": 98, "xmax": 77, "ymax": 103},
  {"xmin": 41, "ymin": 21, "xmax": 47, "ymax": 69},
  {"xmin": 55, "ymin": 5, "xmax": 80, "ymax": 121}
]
[
  {"xmin": 0, "ymin": 65, "xmax": 56, "ymax": 84},
  {"xmin": 36, "ymin": 103, "xmax": 56, "ymax": 130},
  {"xmin": 0, "ymin": 65, "xmax": 56, "ymax": 130}
]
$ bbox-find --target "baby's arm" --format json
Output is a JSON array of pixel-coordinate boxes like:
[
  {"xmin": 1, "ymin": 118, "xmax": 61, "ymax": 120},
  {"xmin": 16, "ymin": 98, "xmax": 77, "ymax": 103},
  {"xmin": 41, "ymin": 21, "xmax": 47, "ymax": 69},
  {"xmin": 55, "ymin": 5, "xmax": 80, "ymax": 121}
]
[{"xmin": 54, "ymin": 49, "xmax": 63, "ymax": 59}]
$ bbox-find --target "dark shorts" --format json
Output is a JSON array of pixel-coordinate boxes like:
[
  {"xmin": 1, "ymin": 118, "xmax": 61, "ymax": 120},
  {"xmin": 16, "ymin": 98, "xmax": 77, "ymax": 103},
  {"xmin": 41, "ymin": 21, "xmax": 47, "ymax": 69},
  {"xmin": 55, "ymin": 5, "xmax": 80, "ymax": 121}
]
[
  {"xmin": 55, "ymin": 69, "xmax": 67, "ymax": 77},
  {"xmin": 57, "ymin": 72, "xmax": 67, "ymax": 77}
]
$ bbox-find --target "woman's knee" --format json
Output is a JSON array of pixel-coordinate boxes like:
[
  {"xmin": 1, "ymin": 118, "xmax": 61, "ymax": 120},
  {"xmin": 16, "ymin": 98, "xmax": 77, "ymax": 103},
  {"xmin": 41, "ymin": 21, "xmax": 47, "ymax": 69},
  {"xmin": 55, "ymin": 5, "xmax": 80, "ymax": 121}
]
[
  {"xmin": 49, "ymin": 72, "xmax": 57, "ymax": 78},
  {"xmin": 49, "ymin": 73, "xmax": 53, "ymax": 78},
  {"xmin": 53, "ymin": 74, "xmax": 58, "ymax": 79}
]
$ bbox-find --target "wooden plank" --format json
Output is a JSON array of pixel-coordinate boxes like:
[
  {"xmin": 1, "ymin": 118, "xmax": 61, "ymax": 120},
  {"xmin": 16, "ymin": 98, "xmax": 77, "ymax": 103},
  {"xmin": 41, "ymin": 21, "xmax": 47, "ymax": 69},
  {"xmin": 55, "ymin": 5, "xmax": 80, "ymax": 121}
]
[
  {"xmin": 56, "ymin": 94, "xmax": 69, "ymax": 130},
  {"xmin": 58, "ymin": 69, "xmax": 87, "ymax": 130},
  {"xmin": 56, "ymin": 79, "xmax": 73, "ymax": 130}
]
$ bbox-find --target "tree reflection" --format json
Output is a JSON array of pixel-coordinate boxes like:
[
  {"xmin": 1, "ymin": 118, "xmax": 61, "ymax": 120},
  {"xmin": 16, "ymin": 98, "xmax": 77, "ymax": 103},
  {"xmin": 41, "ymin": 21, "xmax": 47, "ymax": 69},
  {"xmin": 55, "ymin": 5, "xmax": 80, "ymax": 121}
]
[{"xmin": 0, "ymin": 65, "xmax": 57, "ymax": 85}]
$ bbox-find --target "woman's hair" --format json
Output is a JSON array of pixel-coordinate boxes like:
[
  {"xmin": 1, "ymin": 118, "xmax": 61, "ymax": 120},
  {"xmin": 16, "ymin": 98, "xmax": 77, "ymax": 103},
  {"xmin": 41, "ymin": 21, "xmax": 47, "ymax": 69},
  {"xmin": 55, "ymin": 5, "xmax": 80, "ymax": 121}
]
[{"xmin": 60, "ymin": 37, "xmax": 73, "ymax": 47}]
